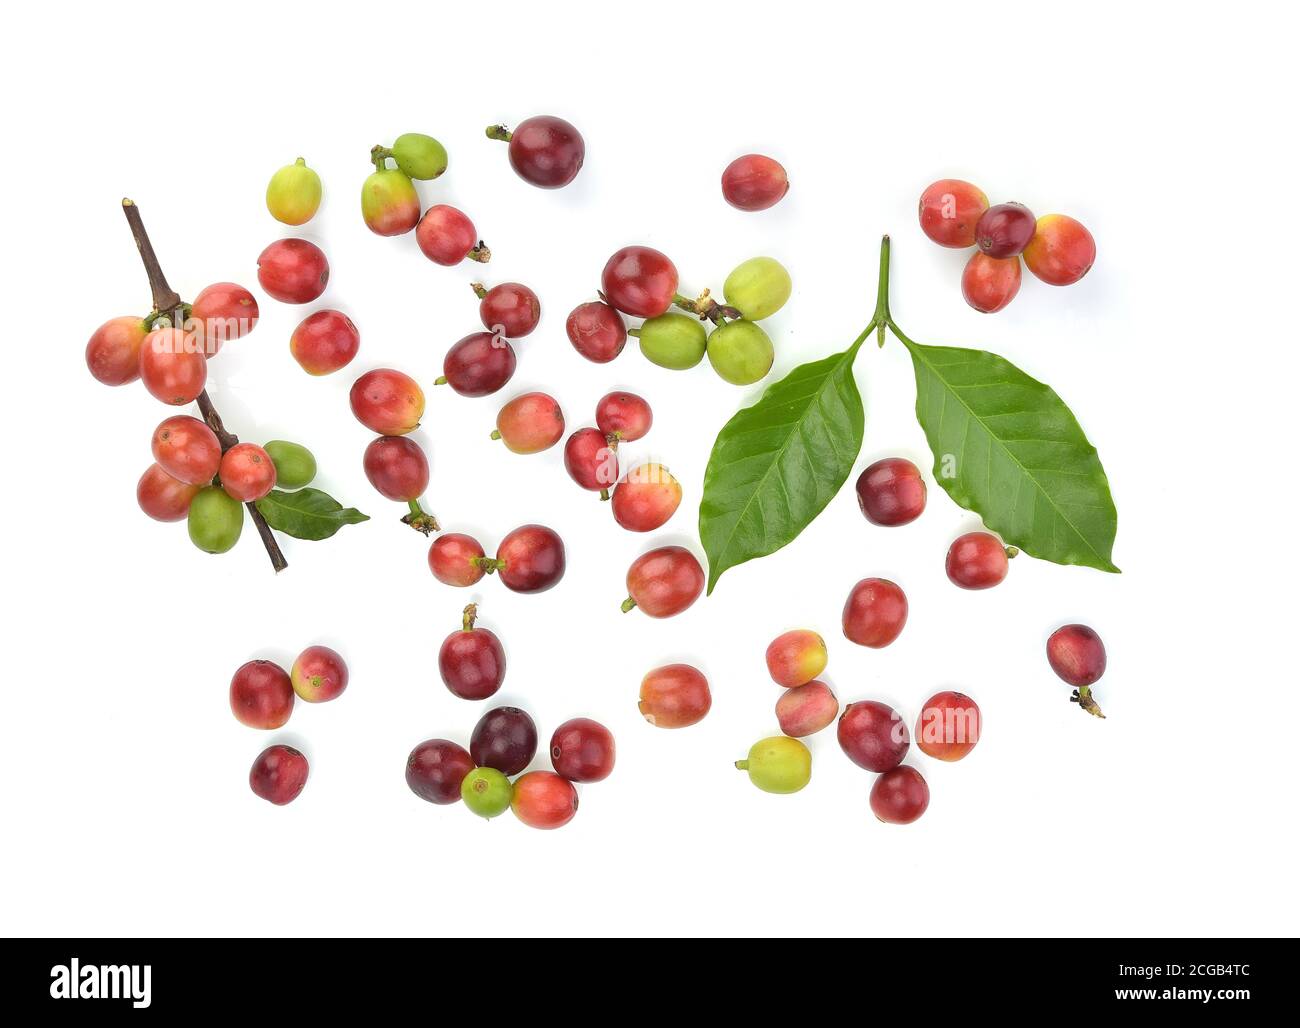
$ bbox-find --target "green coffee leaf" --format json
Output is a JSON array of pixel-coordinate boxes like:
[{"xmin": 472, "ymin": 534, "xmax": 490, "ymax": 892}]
[{"xmin": 255, "ymin": 488, "xmax": 369, "ymax": 541}]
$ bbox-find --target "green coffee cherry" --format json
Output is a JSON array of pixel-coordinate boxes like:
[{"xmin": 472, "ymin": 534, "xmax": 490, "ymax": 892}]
[
  {"xmin": 390, "ymin": 133, "xmax": 448, "ymax": 180},
  {"xmin": 263, "ymin": 440, "xmax": 316, "ymax": 490},
  {"xmin": 461, "ymin": 767, "xmax": 513, "ymax": 818},
  {"xmin": 265, "ymin": 158, "xmax": 322, "ymax": 226},
  {"xmin": 188, "ymin": 487, "xmax": 244, "ymax": 554},
  {"xmin": 637, "ymin": 312, "xmax": 707, "ymax": 370},
  {"xmin": 707, "ymin": 321, "xmax": 774, "ymax": 385},
  {"xmin": 361, "ymin": 168, "xmax": 421, "ymax": 236},
  {"xmin": 724, "ymin": 256, "xmax": 791, "ymax": 321},
  {"xmin": 736, "ymin": 736, "xmax": 811, "ymax": 794}
]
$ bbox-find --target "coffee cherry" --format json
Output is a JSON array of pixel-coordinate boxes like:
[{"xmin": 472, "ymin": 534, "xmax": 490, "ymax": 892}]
[
  {"xmin": 871, "ymin": 766, "xmax": 929, "ymax": 824},
  {"xmin": 266, "ymin": 157, "xmax": 322, "ymax": 226},
  {"xmin": 611, "ymin": 463, "xmax": 681, "ymax": 533},
  {"xmin": 493, "ymin": 392, "xmax": 564, "ymax": 454},
  {"xmin": 350, "ymin": 368, "xmax": 424, "ymax": 434},
  {"xmin": 776, "ymin": 681, "xmax": 839, "ymax": 738},
  {"xmin": 417, "ymin": 205, "xmax": 489, "ymax": 266},
  {"xmin": 188, "ymin": 486, "xmax": 243, "ymax": 553},
  {"xmin": 601, "ymin": 246, "xmax": 678, "ymax": 318},
  {"xmin": 139, "ymin": 328, "xmax": 206, "ymax": 405},
  {"xmin": 361, "ymin": 168, "xmax": 420, "ymax": 236},
  {"xmin": 406, "ymin": 739, "xmax": 474, "ymax": 805},
  {"xmin": 190, "ymin": 283, "xmax": 259, "ymax": 357},
  {"xmin": 492, "ymin": 115, "xmax": 585, "ymax": 189},
  {"xmin": 566, "ymin": 300, "xmax": 627, "ymax": 363},
  {"xmin": 976, "ymin": 202, "xmax": 1036, "ymax": 259},
  {"xmin": 291, "ymin": 645, "xmax": 348, "ymax": 703},
  {"xmin": 639, "ymin": 664, "xmax": 711, "ymax": 728},
  {"xmin": 855, "ymin": 457, "xmax": 926, "ymax": 526},
  {"xmin": 915, "ymin": 690, "xmax": 981, "ymax": 761},
  {"xmin": 363, "ymin": 436, "xmax": 429, "ymax": 502},
  {"xmin": 765, "ymin": 629, "xmax": 828, "ymax": 688},
  {"xmin": 428, "ymin": 533, "xmax": 487, "ymax": 587},
  {"xmin": 137, "ymin": 464, "xmax": 201, "ymax": 522},
  {"xmin": 707, "ymin": 321, "xmax": 774, "ymax": 385},
  {"xmin": 1046, "ymin": 624, "xmax": 1107, "ymax": 687},
  {"xmin": 471, "ymin": 706, "xmax": 537, "ymax": 776},
  {"xmin": 439, "ymin": 603, "xmax": 506, "ymax": 701},
  {"xmin": 390, "ymin": 133, "xmax": 448, "ymax": 180},
  {"xmin": 229, "ymin": 659, "xmax": 294, "ymax": 730},
  {"xmin": 512, "ymin": 771, "xmax": 579, "ymax": 829},
  {"xmin": 945, "ymin": 532, "xmax": 1011, "ymax": 589},
  {"xmin": 461, "ymin": 767, "xmax": 513, "ymax": 819},
  {"xmin": 263, "ymin": 440, "xmax": 316, "ymax": 490},
  {"xmin": 220, "ymin": 443, "xmax": 277, "ymax": 502},
  {"xmin": 623, "ymin": 546, "xmax": 704, "ymax": 618},
  {"xmin": 249, "ymin": 744, "xmax": 309, "ymax": 806},
  {"xmin": 918, "ymin": 179, "xmax": 989, "ymax": 248},
  {"xmin": 86, "ymin": 316, "xmax": 147, "ymax": 385},
  {"xmin": 962, "ymin": 252, "xmax": 1021, "ymax": 314},
  {"xmin": 838, "ymin": 699, "xmax": 909, "ymax": 773},
  {"xmin": 637, "ymin": 312, "xmax": 706, "ymax": 370},
  {"xmin": 595, "ymin": 391, "xmax": 652, "ymax": 442},
  {"xmin": 721, "ymin": 153, "xmax": 789, "ymax": 211},
  {"xmin": 1023, "ymin": 214, "xmax": 1096, "ymax": 286},
  {"xmin": 152, "ymin": 415, "xmax": 221, "ymax": 485},
  {"xmin": 564, "ymin": 427, "xmax": 619, "ymax": 496},
  {"xmin": 550, "ymin": 717, "xmax": 616, "ymax": 783},
  {"xmin": 476, "ymin": 281, "xmax": 540, "ymax": 338},
  {"xmin": 290, "ymin": 309, "xmax": 360, "ymax": 376},
  {"xmin": 724, "ymin": 256, "xmax": 791, "ymax": 320},
  {"xmin": 736, "ymin": 736, "xmax": 811, "ymax": 794},
  {"xmin": 439, "ymin": 332, "xmax": 516, "ymax": 397},
  {"xmin": 492, "ymin": 525, "xmax": 566, "ymax": 593},
  {"xmin": 257, "ymin": 238, "xmax": 329, "ymax": 304},
  {"xmin": 842, "ymin": 578, "xmax": 908, "ymax": 647}
]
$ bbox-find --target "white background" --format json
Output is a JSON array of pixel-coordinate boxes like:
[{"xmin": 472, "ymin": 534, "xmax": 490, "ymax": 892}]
[{"xmin": 1, "ymin": 1, "xmax": 1294, "ymax": 937}]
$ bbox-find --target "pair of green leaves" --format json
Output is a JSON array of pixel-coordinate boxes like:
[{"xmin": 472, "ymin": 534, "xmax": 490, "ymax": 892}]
[{"xmin": 256, "ymin": 488, "xmax": 369, "ymax": 541}]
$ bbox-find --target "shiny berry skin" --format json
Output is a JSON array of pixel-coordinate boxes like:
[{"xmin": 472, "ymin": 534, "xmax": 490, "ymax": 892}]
[
  {"xmin": 471, "ymin": 706, "xmax": 537, "ymax": 776},
  {"xmin": 721, "ymin": 153, "xmax": 789, "ymax": 212},
  {"xmin": 190, "ymin": 282, "xmax": 259, "ymax": 356},
  {"xmin": 918, "ymin": 179, "xmax": 989, "ymax": 248},
  {"xmin": 86, "ymin": 316, "xmax": 147, "ymax": 385},
  {"xmin": 962, "ymin": 252, "xmax": 1022, "ymax": 314},
  {"xmin": 349, "ymin": 368, "xmax": 424, "ymax": 435},
  {"xmin": 440, "ymin": 332, "xmax": 516, "ymax": 397},
  {"xmin": 601, "ymin": 246, "xmax": 679, "ymax": 318},
  {"xmin": 871, "ymin": 766, "xmax": 929, "ymax": 825},
  {"xmin": 416, "ymin": 205, "xmax": 487, "ymax": 266},
  {"xmin": 266, "ymin": 157, "xmax": 321, "ymax": 226},
  {"xmin": 595, "ymin": 391, "xmax": 652, "ymax": 441},
  {"xmin": 137, "ymin": 464, "xmax": 202, "ymax": 522},
  {"xmin": 264, "ymin": 440, "xmax": 316, "ymax": 490},
  {"xmin": 290, "ymin": 309, "xmax": 360, "ymax": 375},
  {"xmin": 946, "ymin": 532, "xmax": 1010, "ymax": 589},
  {"xmin": 249, "ymin": 745, "xmax": 309, "ymax": 806},
  {"xmin": 564, "ymin": 427, "xmax": 619, "ymax": 494},
  {"xmin": 511, "ymin": 771, "xmax": 579, "ymax": 829},
  {"xmin": 500, "ymin": 115, "xmax": 585, "ymax": 189},
  {"xmin": 361, "ymin": 168, "xmax": 421, "ymax": 236},
  {"xmin": 1023, "ymin": 214, "xmax": 1096, "ymax": 286},
  {"xmin": 229, "ymin": 659, "xmax": 294, "ymax": 730},
  {"xmin": 290, "ymin": 645, "xmax": 348, "ymax": 703},
  {"xmin": 406, "ymin": 739, "xmax": 474, "ymax": 805},
  {"xmin": 363, "ymin": 435, "xmax": 429, "ymax": 501},
  {"xmin": 550, "ymin": 718, "xmax": 615, "ymax": 783},
  {"xmin": 256, "ymin": 238, "xmax": 329, "ymax": 303},
  {"xmin": 707, "ymin": 320, "xmax": 774, "ymax": 385},
  {"xmin": 856, "ymin": 457, "xmax": 926, "ymax": 526},
  {"xmin": 477, "ymin": 282, "xmax": 540, "ymax": 337},
  {"xmin": 219, "ymin": 443, "xmax": 277, "ymax": 502},
  {"xmin": 736, "ymin": 736, "xmax": 811, "ymax": 794},
  {"xmin": 915, "ymin": 690, "xmax": 981, "ymax": 762},
  {"xmin": 841, "ymin": 578, "xmax": 908, "ymax": 648},
  {"xmin": 494, "ymin": 524, "xmax": 566, "ymax": 593},
  {"xmin": 837, "ymin": 700, "xmax": 909, "ymax": 773},
  {"xmin": 566, "ymin": 300, "xmax": 627, "ymax": 363},
  {"xmin": 766, "ymin": 629, "xmax": 828, "ymax": 688},
  {"xmin": 639, "ymin": 664, "xmax": 711, "ymax": 728},
  {"xmin": 493, "ymin": 392, "xmax": 564, "ymax": 454},
  {"xmin": 139, "ymin": 328, "xmax": 206, "ymax": 405},
  {"xmin": 1046, "ymin": 624, "xmax": 1107, "ymax": 687},
  {"xmin": 623, "ymin": 546, "xmax": 704, "ymax": 618},
  {"xmin": 976, "ymin": 202, "xmax": 1036, "ymax": 259},
  {"xmin": 187, "ymin": 486, "xmax": 243, "ymax": 553},
  {"xmin": 461, "ymin": 767, "xmax": 512, "ymax": 819},
  {"xmin": 611, "ymin": 463, "xmax": 681, "ymax": 532},
  {"xmin": 638, "ymin": 312, "xmax": 707, "ymax": 370},
  {"xmin": 439, "ymin": 604, "xmax": 506, "ymax": 701},
  {"xmin": 152, "ymin": 415, "xmax": 221, "ymax": 485},
  {"xmin": 724, "ymin": 256, "xmax": 792, "ymax": 321},
  {"xmin": 776, "ymin": 680, "xmax": 839, "ymax": 738},
  {"xmin": 390, "ymin": 133, "xmax": 448, "ymax": 180},
  {"xmin": 428, "ymin": 533, "xmax": 486, "ymax": 587}
]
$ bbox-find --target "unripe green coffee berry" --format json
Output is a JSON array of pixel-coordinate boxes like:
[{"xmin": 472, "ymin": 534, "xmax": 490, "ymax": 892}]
[
  {"xmin": 724, "ymin": 256, "xmax": 791, "ymax": 321},
  {"xmin": 188, "ymin": 486, "xmax": 244, "ymax": 554},
  {"xmin": 636, "ymin": 312, "xmax": 707, "ymax": 370},
  {"xmin": 266, "ymin": 158, "xmax": 322, "ymax": 226},
  {"xmin": 707, "ymin": 321, "xmax": 774, "ymax": 385},
  {"xmin": 263, "ymin": 440, "xmax": 316, "ymax": 490},
  {"xmin": 461, "ymin": 767, "xmax": 513, "ymax": 818},
  {"xmin": 361, "ymin": 169, "xmax": 421, "ymax": 236},
  {"xmin": 736, "ymin": 736, "xmax": 811, "ymax": 794},
  {"xmin": 390, "ymin": 133, "xmax": 448, "ymax": 180}
]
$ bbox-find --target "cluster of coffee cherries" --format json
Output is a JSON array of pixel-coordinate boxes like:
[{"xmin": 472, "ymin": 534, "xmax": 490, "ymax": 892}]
[
  {"xmin": 347, "ymin": 368, "xmax": 438, "ymax": 532},
  {"xmin": 428, "ymin": 527, "xmax": 567, "ymax": 594},
  {"xmin": 919, "ymin": 178, "xmax": 1096, "ymax": 313},
  {"xmin": 231, "ymin": 645, "xmax": 350, "ymax": 805},
  {"xmin": 439, "ymin": 281, "xmax": 542, "ymax": 399}
]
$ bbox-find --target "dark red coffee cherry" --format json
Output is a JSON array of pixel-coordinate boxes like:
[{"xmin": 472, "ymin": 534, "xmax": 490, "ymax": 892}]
[
  {"xmin": 870, "ymin": 766, "xmax": 930, "ymax": 824},
  {"xmin": 489, "ymin": 115, "xmax": 585, "ymax": 188},
  {"xmin": 566, "ymin": 300, "xmax": 627, "ymax": 363},
  {"xmin": 595, "ymin": 391, "xmax": 652, "ymax": 442},
  {"xmin": 837, "ymin": 700, "xmax": 909, "ymax": 773},
  {"xmin": 946, "ymin": 532, "xmax": 1012, "ymax": 589},
  {"xmin": 438, "ymin": 603, "xmax": 506, "ymax": 700},
  {"xmin": 476, "ymin": 281, "xmax": 540, "ymax": 338},
  {"xmin": 550, "ymin": 717, "xmax": 616, "ymax": 783},
  {"xmin": 405, "ymin": 739, "xmax": 474, "ymax": 805},
  {"xmin": 249, "ymin": 744, "xmax": 309, "ymax": 805},
  {"xmin": 855, "ymin": 457, "xmax": 926, "ymax": 526},
  {"xmin": 491, "ymin": 524, "xmax": 566, "ymax": 593},
  {"xmin": 975, "ymin": 202, "xmax": 1037, "ymax": 259},
  {"xmin": 564, "ymin": 427, "xmax": 620, "ymax": 497},
  {"xmin": 601, "ymin": 246, "xmax": 679, "ymax": 318},
  {"xmin": 1046, "ymin": 624, "xmax": 1107, "ymax": 687},
  {"xmin": 470, "ymin": 706, "xmax": 537, "ymax": 776},
  {"xmin": 438, "ymin": 331, "xmax": 517, "ymax": 397}
]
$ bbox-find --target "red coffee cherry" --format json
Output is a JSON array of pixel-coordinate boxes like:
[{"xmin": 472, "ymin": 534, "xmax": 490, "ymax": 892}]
[
  {"xmin": 855, "ymin": 458, "xmax": 926, "ymax": 526},
  {"xmin": 946, "ymin": 532, "xmax": 1011, "ymax": 589},
  {"xmin": 842, "ymin": 578, "xmax": 908, "ymax": 647},
  {"xmin": 721, "ymin": 153, "xmax": 789, "ymax": 211}
]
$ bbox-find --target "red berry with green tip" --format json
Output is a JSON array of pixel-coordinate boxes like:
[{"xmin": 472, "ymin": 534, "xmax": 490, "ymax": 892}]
[
  {"xmin": 428, "ymin": 533, "xmax": 486, "ymax": 587},
  {"xmin": 290, "ymin": 645, "xmax": 348, "ymax": 703}
]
